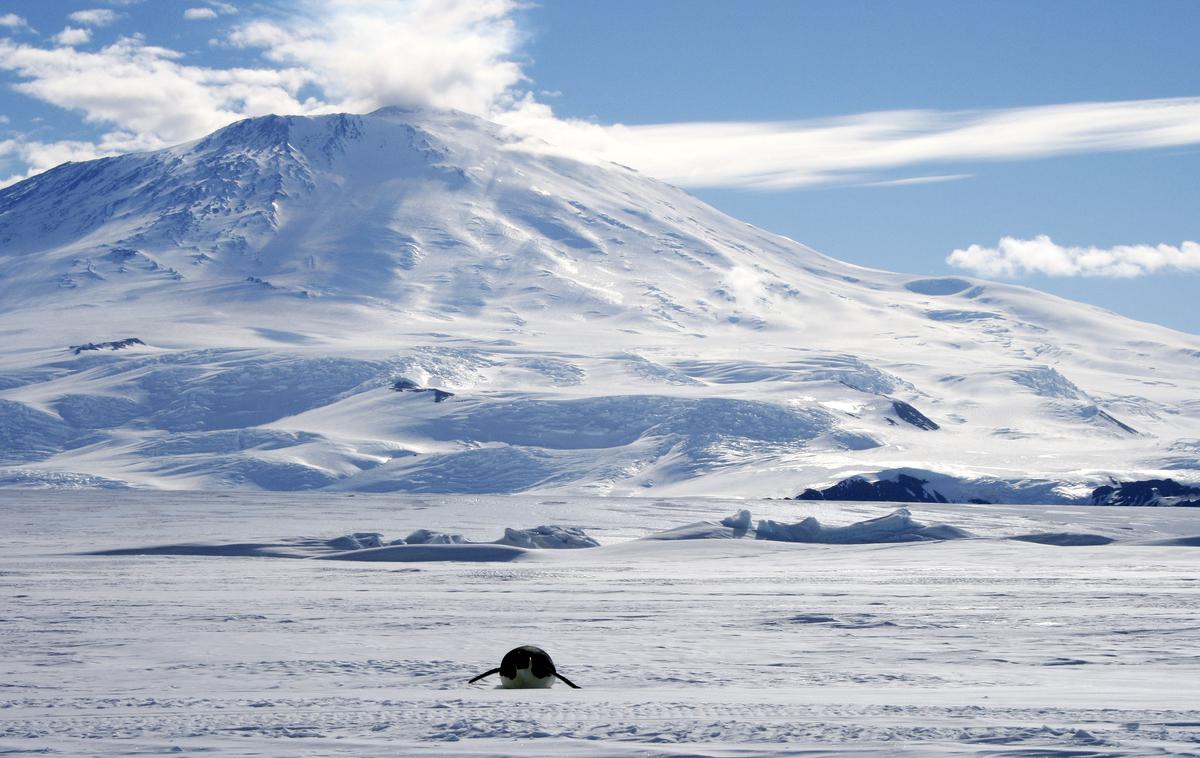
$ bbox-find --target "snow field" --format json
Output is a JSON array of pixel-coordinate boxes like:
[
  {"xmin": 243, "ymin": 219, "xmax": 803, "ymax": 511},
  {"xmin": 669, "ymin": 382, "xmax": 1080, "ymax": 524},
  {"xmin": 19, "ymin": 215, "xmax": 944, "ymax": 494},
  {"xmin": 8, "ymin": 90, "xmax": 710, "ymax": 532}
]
[{"xmin": 1, "ymin": 491, "xmax": 1198, "ymax": 755}]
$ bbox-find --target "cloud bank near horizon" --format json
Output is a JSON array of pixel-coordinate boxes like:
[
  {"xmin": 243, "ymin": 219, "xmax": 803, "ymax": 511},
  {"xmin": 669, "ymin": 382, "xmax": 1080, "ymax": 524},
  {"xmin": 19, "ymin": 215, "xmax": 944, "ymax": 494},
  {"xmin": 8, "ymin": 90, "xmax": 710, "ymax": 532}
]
[
  {"xmin": 1, "ymin": 0, "xmax": 1199, "ymax": 207},
  {"xmin": 948, "ymin": 235, "xmax": 1200, "ymax": 278}
]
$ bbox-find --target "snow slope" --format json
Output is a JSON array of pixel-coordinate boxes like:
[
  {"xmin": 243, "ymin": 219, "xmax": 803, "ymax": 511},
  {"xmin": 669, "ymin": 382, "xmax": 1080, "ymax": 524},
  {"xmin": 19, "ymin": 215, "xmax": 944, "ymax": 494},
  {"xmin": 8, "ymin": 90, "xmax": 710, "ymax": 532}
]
[{"xmin": 0, "ymin": 106, "xmax": 1197, "ymax": 497}]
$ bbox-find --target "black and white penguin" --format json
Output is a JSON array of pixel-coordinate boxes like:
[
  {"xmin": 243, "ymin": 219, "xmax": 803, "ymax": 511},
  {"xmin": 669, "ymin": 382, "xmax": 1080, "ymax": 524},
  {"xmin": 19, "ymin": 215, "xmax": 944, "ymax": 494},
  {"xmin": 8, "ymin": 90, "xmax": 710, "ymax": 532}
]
[{"xmin": 468, "ymin": 645, "xmax": 581, "ymax": 689}]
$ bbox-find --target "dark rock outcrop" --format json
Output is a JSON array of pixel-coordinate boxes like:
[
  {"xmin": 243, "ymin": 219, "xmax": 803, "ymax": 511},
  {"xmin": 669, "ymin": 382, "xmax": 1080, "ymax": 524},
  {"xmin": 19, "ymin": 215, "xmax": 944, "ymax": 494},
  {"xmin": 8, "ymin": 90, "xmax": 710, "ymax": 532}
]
[
  {"xmin": 69, "ymin": 338, "xmax": 145, "ymax": 355},
  {"xmin": 796, "ymin": 473, "xmax": 949, "ymax": 503},
  {"xmin": 1090, "ymin": 408, "xmax": 1139, "ymax": 436},
  {"xmin": 391, "ymin": 378, "xmax": 455, "ymax": 403},
  {"xmin": 1090, "ymin": 479, "xmax": 1200, "ymax": 506},
  {"xmin": 891, "ymin": 400, "xmax": 939, "ymax": 430}
]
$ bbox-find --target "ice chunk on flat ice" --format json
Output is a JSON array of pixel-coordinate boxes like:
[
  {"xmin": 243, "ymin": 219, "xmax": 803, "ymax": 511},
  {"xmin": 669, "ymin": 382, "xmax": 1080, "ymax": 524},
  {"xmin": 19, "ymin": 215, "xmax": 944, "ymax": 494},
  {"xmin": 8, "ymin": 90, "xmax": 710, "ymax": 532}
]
[
  {"xmin": 720, "ymin": 509, "xmax": 752, "ymax": 531},
  {"xmin": 495, "ymin": 525, "xmax": 599, "ymax": 549},
  {"xmin": 394, "ymin": 525, "xmax": 602, "ymax": 548},
  {"xmin": 325, "ymin": 532, "xmax": 384, "ymax": 550},
  {"xmin": 402, "ymin": 529, "xmax": 469, "ymax": 545},
  {"xmin": 756, "ymin": 507, "xmax": 971, "ymax": 544},
  {"xmin": 643, "ymin": 510, "xmax": 753, "ymax": 541},
  {"xmin": 753, "ymin": 516, "xmax": 822, "ymax": 543}
]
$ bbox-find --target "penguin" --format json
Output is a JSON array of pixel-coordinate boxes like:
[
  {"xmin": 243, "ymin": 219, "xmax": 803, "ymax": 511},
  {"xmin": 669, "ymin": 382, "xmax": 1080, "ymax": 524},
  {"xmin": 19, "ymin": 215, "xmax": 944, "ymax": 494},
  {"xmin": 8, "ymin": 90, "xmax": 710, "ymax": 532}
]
[{"xmin": 468, "ymin": 645, "xmax": 581, "ymax": 689}]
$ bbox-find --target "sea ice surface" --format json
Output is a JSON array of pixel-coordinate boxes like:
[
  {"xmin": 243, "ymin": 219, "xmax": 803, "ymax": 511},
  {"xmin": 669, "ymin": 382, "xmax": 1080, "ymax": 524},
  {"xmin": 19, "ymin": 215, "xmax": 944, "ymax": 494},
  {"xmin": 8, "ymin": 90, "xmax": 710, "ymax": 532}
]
[{"xmin": 1, "ymin": 491, "xmax": 1197, "ymax": 756}]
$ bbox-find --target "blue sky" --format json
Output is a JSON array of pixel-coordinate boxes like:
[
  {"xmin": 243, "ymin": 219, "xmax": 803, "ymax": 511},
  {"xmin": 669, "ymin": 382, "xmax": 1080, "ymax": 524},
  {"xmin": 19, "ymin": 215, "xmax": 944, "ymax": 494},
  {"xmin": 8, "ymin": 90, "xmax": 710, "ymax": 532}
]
[{"xmin": 1, "ymin": 0, "xmax": 1197, "ymax": 332}]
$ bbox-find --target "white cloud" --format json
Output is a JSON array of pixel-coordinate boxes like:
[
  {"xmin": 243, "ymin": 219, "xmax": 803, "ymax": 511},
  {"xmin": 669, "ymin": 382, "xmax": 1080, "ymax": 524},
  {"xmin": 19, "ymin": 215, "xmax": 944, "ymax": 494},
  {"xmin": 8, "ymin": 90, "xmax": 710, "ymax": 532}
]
[
  {"xmin": 947, "ymin": 235, "xmax": 1200, "ymax": 278},
  {"xmin": 183, "ymin": 0, "xmax": 238, "ymax": 17},
  {"xmin": 0, "ymin": 35, "xmax": 319, "ymax": 151},
  {"xmin": 0, "ymin": 137, "xmax": 110, "ymax": 187},
  {"xmin": 228, "ymin": 0, "xmax": 524, "ymax": 116},
  {"xmin": 0, "ymin": 13, "xmax": 30, "ymax": 30},
  {"xmin": 68, "ymin": 9, "xmax": 120, "ymax": 27},
  {"xmin": 52, "ymin": 27, "xmax": 93, "ymax": 46}
]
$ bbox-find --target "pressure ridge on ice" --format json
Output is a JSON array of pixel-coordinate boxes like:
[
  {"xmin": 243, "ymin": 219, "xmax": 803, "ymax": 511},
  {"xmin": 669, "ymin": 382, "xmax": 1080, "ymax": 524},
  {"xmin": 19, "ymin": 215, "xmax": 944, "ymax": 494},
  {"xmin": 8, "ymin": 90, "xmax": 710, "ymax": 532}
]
[{"xmin": 1, "ymin": 107, "xmax": 1198, "ymax": 499}]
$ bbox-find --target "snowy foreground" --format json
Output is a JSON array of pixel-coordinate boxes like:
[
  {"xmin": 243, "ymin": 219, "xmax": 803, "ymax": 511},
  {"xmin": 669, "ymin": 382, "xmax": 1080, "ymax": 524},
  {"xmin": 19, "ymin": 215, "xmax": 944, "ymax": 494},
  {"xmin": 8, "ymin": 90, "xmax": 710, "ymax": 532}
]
[{"xmin": 2, "ymin": 491, "xmax": 1198, "ymax": 756}]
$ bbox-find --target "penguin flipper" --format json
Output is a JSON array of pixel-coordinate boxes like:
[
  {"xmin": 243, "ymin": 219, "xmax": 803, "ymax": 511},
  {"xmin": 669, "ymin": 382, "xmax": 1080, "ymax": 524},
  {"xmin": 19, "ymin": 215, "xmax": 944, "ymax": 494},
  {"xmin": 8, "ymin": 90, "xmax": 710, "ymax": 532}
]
[
  {"xmin": 554, "ymin": 673, "xmax": 581, "ymax": 689},
  {"xmin": 468, "ymin": 667, "xmax": 501, "ymax": 684}
]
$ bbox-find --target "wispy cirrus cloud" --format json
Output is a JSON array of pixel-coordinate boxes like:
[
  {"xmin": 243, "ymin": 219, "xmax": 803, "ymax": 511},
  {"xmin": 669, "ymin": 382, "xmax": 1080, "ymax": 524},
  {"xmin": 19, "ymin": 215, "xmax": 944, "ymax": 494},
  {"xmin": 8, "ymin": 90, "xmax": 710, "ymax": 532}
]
[
  {"xmin": 499, "ymin": 97, "xmax": 1200, "ymax": 189},
  {"xmin": 858, "ymin": 174, "xmax": 973, "ymax": 188},
  {"xmin": 947, "ymin": 235, "xmax": 1200, "ymax": 278}
]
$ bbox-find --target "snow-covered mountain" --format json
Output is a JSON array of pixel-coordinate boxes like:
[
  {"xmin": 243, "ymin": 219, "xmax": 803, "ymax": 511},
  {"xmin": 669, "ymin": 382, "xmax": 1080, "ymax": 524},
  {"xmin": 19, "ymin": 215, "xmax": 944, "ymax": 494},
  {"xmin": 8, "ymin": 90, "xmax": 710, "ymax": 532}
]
[{"xmin": 1, "ymin": 107, "xmax": 1197, "ymax": 499}]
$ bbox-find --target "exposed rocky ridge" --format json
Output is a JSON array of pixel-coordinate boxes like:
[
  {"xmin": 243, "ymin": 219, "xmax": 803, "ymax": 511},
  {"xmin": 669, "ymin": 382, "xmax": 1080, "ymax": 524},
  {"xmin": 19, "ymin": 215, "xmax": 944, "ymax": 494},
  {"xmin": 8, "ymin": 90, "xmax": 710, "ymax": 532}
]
[
  {"xmin": 795, "ymin": 473, "xmax": 1200, "ymax": 506},
  {"xmin": 1090, "ymin": 478, "xmax": 1200, "ymax": 507}
]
